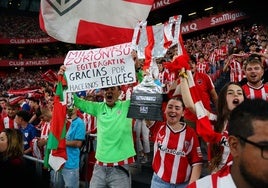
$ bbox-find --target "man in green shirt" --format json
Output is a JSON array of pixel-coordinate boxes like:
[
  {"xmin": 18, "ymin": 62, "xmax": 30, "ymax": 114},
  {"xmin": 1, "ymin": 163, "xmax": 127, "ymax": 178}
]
[
  {"xmin": 59, "ymin": 64, "xmax": 136, "ymax": 188},
  {"xmin": 73, "ymin": 86, "xmax": 136, "ymax": 188}
]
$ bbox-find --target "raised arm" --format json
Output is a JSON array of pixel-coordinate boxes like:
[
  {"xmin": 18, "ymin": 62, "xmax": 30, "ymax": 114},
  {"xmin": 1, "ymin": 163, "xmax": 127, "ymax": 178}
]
[
  {"xmin": 179, "ymin": 68, "xmax": 196, "ymax": 114},
  {"xmin": 179, "ymin": 68, "xmax": 213, "ymax": 118}
]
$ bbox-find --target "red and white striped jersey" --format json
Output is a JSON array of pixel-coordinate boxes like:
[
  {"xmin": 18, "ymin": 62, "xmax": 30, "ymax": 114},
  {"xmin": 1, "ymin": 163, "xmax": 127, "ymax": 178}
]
[
  {"xmin": 2, "ymin": 116, "xmax": 19, "ymax": 129},
  {"xmin": 151, "ymin": 122, "xmax": 203, "ymax": 184},
  {"xmin": 259, "ymin": 49, "xmax": 268, "ymax": 70},
  {"xmin": 168, "ymin": 72, "xmax": 176, "ymax": 83},
  {"xmin": 220, "ymin": 45, "xmax": 228, "ymax": 60},
  {"xmin": 228, "ymin": 59, "xmax": 244, "ymax": 82},
  {"xmin": 40, "ymin": 121, "xmax": 50, "ymax": 139},
  {"xmin": 242, "ymin": 83, "xmax": 268, "ymax": 101},
  {"xmin": 32, "ymin": 120, "xmax": 50, "ymax": 159},
  {"xmin": 187, "ymin": 162, "xmax": 236, "ymax": 188},
  {"xmin": 158, "ymin": 69, "xmax": 170, "ymax": 85},
  {"xmin": 83, "ymin": 113, "xmax": 97, "ymax": 133},
  {"xmin": 214, "ymin": 46, "xmax": 228, "ymax": 62},
  {"xmin": 207, "ymin": 130, "xmax": 232, "ymax": 172},
  {"xmin": 159, "ymin": 69, "xmax": 171, "ymax": 93},
  {"xmin": 196, "ymin": 62, "xmax": 210, "ymax": 74},
  {"xmin": 209, "ymin": 52, "xmax": 217, "ymax": 66},
  {"xmin": 213, "ymin": 49, "xmax": 222, "ymax": 62}
]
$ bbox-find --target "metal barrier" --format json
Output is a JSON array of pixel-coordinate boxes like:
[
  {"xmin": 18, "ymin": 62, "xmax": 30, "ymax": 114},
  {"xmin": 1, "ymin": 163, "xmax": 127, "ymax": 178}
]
[
  {"xmin": 22, "ymin": 133, "xmax": 98, "ymax": 188},
  {"xmin": 23, "ymin": 154, "xmax": 44, "ymax": 177},
  {"xmin": 22, "ymin": 133, "xmax": 153, "ymax": 188},
  {"xmin": 23, "ymin": 154, "xmax": 51, "ymax": 188}
]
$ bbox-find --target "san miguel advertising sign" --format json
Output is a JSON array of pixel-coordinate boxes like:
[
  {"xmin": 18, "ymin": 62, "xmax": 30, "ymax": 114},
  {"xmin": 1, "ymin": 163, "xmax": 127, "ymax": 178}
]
[{"xmin": 181, "ymin": 10, "xmax": 248, "ymax": 34}]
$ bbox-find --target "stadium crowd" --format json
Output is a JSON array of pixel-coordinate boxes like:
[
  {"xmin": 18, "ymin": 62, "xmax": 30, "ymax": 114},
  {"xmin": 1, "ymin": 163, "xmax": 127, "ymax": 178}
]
[
  {"xmin": 1, "ymin": 20, "xmax": 268, "ymax": 96},
  {"xmin": 1, "ymin": 11, "xmax": 268, "ymax": 188},
  {"xmin": 0, "ymin": 14, "xmax": 46, "ymax": 39}
]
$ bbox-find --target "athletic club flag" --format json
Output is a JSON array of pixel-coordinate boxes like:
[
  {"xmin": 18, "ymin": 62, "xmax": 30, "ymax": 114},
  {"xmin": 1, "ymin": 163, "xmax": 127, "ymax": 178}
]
[
  {"xmin": 44, "ymin": 75, "xmax": 68, "ymax": 171},
  {"xmin": 39, "ymin": 0, "xmax": 154, "ymax": 47}
]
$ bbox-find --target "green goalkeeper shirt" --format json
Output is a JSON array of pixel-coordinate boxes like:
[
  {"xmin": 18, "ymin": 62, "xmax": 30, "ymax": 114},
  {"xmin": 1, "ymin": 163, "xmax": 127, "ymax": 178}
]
[{"xmin": 73, "ymin": 94, "xmax": 136, "ymax": 163}]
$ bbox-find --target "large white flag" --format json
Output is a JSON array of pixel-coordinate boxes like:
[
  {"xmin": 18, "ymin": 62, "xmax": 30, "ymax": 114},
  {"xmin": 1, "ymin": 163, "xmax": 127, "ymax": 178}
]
[{"xmin": 39, "ymin": 0, "xmax": 153, "ymax": 47}]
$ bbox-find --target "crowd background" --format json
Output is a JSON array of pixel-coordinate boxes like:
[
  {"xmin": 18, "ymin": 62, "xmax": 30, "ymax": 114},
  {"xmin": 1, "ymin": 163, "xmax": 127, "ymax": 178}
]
[
  {"xmin": 1, "ymin": 0, "xmax": 268, "ymax": 187},
  {"xmin": 1, "ymin": 19, "xmax": 268, "ymax": 97}
]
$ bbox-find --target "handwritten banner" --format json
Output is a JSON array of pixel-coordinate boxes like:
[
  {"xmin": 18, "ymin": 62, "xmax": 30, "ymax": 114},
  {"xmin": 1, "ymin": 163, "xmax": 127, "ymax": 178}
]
[{"xmin": 64, "ymin": 42, "xmax": 136, "ymax": 92}]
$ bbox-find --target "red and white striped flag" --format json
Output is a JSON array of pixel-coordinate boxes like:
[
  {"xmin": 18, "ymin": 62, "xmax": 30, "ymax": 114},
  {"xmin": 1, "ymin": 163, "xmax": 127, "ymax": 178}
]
[
  {"xmin": 159, "ymin": 22, "xmax": 221, "ymax": 143},
  {"xmin": 39, "ymin": 0, "xmax": 153, "ymax": 47},
  {"xmin": 8, "ymin": 88, "xmax": 40, "ymax": 96},
  {"xmin": 132, "ymin": 15, "xmax": 183, "ymax": 72},
  {"xmin": 186, "ymin": 70, "xmax": 222, "ymax": 143}
]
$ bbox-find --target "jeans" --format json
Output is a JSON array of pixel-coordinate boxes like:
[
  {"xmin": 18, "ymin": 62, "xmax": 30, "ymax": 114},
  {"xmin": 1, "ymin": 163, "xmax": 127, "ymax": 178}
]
[
  {"xmin": 89, "ymin": 164, "xmax": 131, "ymax": 188},
  {"xmin": 151, "ymin": 173, "xmax": 188, "ymax": 188},
  {"xmin": 50, "ymin": 168, "xmax": 79, "ymax": 188},
  {"xmin": 134, "ymin": 119, "xmax": 150, "ymax": 154}
]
